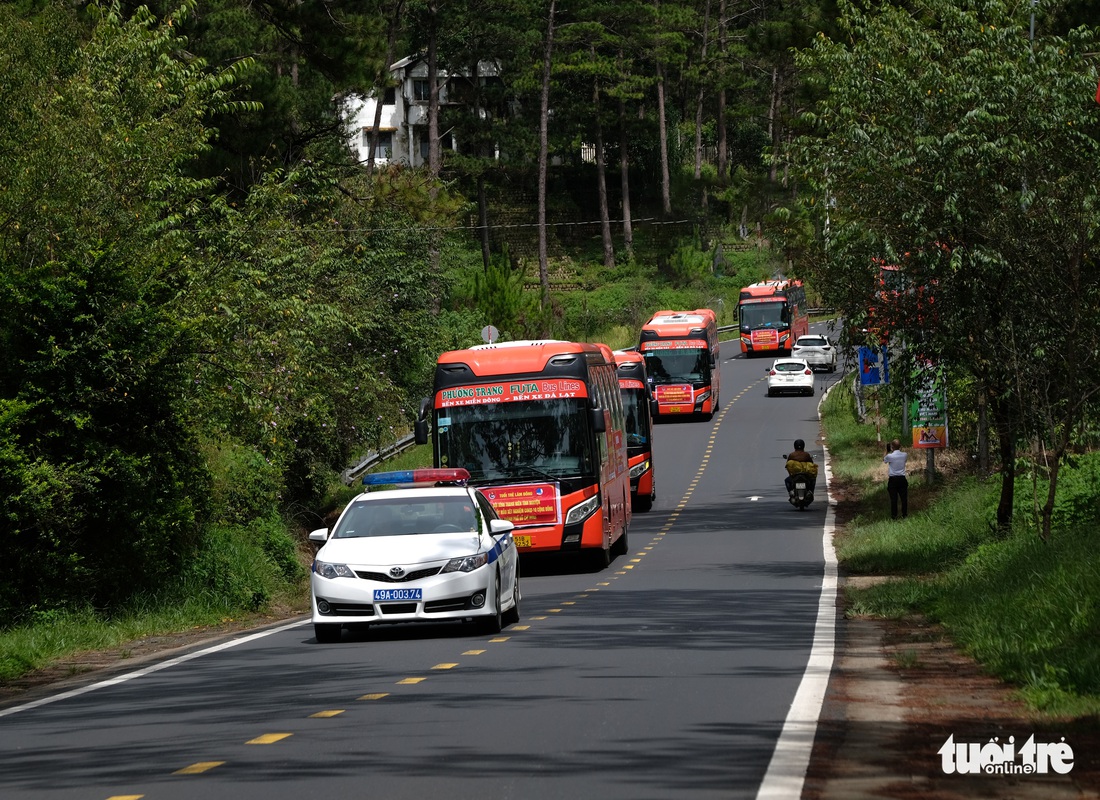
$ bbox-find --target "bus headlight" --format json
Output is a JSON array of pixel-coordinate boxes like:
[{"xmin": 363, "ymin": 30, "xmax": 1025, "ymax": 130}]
[
  {"xmin": 629, "ymin": 460, "xmax": 650, "ymax": 479},
  {"xmin": 564, "ymin": 494, "xmax": 600, "ymax": 525}
]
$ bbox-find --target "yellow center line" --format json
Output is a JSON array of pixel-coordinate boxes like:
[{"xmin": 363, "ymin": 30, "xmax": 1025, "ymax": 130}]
[
  {"xmin": 463, "ymin": 649, "xmax": 486, "ymax": 655},
  {"xmin": 358, "ymin": 692, "xmax": 389, "ymax": 700},
  {"xmin": 396, "ymin": 677, "xmax": 426, "ymax": 685},
  {"xmin": 489, "ymin": 636, "xmax": 509, "ymax": 642},
  {"xmin": 432, "ymin": 663, "xmax": 459, "ymax": 670},
  {"xmin": 510, "ymin": 625, "xmax": 531, "ymax": 630},
  {"xmin": 310, "ymin": 710, "xmax": 345, "ymax": 718},
  {"xmin": 172, "ymin": 762, "xmax": 223, "ymax": 776},
  {"xmin": 247, "ymin": 733, "xmax": 291, "ymax": 745}
]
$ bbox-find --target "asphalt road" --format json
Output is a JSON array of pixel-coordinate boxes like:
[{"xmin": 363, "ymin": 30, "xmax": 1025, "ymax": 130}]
[{"xmin": 0, "ymin": 324, "xmax": 848, "ymax": 800}]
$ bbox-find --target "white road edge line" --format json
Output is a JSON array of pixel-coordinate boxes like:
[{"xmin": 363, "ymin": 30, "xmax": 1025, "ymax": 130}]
[
  {"xmin": 0, "ymin": 618, "xmax": 309, "ymax": 718},
  {"xmin": 754, "ymin": 383, "xmax": 840, "ymax": 800}
]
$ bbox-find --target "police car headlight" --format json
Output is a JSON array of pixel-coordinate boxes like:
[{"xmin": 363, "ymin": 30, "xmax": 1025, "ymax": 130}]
[
  {"xmin": 564, "ymin": 494, "xmax": 600, "ymax": 525},
  {"xmin": 443, "ymin": 553, "xmax": 488, "ymax": 573},
  {"xmin": 629, "ymin": 460, "xmax": 650, "ymax": 479},
  {"xmin": 314, "ymin": 560, "xmax": 355, "ymax": 579}
]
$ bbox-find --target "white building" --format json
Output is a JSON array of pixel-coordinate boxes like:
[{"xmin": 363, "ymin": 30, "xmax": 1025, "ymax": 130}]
[{"xmin": 345, "ymin": 55, "xmax": 501, "ymax": 168}]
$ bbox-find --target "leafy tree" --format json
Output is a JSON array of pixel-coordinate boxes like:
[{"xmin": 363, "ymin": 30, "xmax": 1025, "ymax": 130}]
[
  {"xmin": 785, "ymin": 0, "xmax": 1100, "ymax": 533},
  {"xmin": 0, "ymin": 2, "xmax": 254, "ymax": 614}
]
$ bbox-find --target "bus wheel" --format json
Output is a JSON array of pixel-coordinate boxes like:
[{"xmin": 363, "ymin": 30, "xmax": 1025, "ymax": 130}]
[
  {"xmin": 590, "ymin": 546, "xmax": 611, "ymax": 571},
  {"xmin": 612, "ymin": 526, "xmax": 629, "ymax": 558}
]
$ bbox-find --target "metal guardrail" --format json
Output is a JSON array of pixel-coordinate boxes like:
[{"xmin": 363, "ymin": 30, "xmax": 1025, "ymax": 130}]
[{"xmin": 342, "ymin": 433, "xmax": 417, "ymax": 485}]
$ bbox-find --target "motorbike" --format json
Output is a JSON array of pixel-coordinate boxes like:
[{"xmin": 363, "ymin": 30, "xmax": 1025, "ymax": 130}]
[{"xmin": 783, "ymin": 454, "xmax": 816, "ymax": 511}]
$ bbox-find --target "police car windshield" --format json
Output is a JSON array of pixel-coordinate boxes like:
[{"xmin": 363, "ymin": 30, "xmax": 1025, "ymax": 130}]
[{"xmin": 332, "ymin": 497, "xmax": 478, "ymax": 538}]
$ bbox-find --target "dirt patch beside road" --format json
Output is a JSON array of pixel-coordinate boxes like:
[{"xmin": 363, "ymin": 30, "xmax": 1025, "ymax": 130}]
[{"xmin": 803, "ymin": 582, "xmax": 1100, "ymax": 799}]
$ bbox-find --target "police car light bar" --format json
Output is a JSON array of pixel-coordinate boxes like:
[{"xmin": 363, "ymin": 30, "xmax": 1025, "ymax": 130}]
[{"xmin": 362, "ymin": 468, "xmax": 471, "ymax": 486}]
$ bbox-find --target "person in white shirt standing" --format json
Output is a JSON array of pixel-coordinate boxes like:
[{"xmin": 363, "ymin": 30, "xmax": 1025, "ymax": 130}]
[{"xmin": 883, "ymin": 439, "xmax": 909, "ymax": 519}]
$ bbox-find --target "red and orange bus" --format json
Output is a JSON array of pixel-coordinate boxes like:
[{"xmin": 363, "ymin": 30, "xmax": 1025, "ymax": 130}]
[
  {"xmin": 414, "ymin": 340, "xmax": 631, "ymax": 567},
  {"xmin": 637, "ymin": 309, "xmax": 720, "ymax": 419},
  {"xmin": 613, "ymin": 349, "xmax": 656, "ymax": 512},
  {"xmin": 737, "ymin": 279, "xmax": 809, "ymax": 356}
]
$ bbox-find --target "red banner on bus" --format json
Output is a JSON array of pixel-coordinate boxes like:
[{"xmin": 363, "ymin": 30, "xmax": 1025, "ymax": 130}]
[
  {"xmin": 639, "ymin": 339, "xmax": 707, "ymax": 351},
  {"xmin": 437, "ymin": 378, "xmax": 588, "ymax": 408},
  {"xmin": 481, "ymin": 483, "xmax": 561, "ymax": 526}
]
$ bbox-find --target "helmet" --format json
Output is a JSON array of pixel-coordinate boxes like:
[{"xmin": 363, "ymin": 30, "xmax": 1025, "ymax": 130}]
[{"xmin": 793, "ymin": 439, "xmax": 805, "ymax": 450}]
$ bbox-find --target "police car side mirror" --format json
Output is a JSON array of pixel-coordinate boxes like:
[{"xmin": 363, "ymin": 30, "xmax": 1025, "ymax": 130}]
[
  {"xmin": 309, "ymin": 528, "xmax": 330, "ymax": 543},
  {"xmin": 489, "ymin": 519, "xmax": 515, "ymax": 535}
]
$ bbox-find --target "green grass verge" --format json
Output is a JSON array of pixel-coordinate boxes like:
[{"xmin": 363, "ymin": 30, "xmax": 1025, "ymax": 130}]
[{"xmin": 822, "ymin": 377, "xmax": 1100, "ymax": 717}]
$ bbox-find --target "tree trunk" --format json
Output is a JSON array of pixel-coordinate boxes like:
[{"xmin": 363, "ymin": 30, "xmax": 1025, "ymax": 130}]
[
  {"xmin": 478, "ymin": 173, "xmax": 491, "ymax": 271},
  {"xmin": 427, "ymin": 1, "xmax": 441, "ymax": 178},
  {"xmin": 768, "ymin": 66, "xmax": 780, "ymax": 184},
  {"xmin": 693, "ymin": 0, "xmax": 711, "ymax": 181},
  {"xmin": 619, "ymin": 98, "xmax": 634, "ymax": 261},
  {"xmin": 537, "ymin": 0, "xmax": 557, "ymax": 320},
  {"xmin": 657, "ymin": 62, "xmax": 671, "ymax": 216},
  {"xmin": 592, "ymin": 59, "xmax": 614, "ymax": 269},
  {"xmin": 366, "ymin": 0, "xmax": 404, "ymax": 177},
  {"xmin": 716, "ymin": 0, "xmax": 727, "ymax": 182},
  {"xmin": 992, "ymin": 397, "xmax": 1016, "ymax": 532}
]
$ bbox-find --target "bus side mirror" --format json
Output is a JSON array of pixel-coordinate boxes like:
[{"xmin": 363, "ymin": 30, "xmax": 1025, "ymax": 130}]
[
  {"xmin": 649, "ymin": 399, "xmax": 659, "ymax": 419},
  {"xmin": 709, "ymin": 355, "xmax": 716, "ymax": 368},
  {"xmin": 590, "ymin": 407, "xmax": 607, "ymax": 433},
  {"xmin": 414, "ymin": 396, "xmax": 431, "ymax": 445}
]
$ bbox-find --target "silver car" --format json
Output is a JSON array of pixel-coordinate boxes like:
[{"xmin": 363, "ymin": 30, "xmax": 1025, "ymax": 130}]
[{"xmin": 791, "ymin": 335, "xmax": 838, "ymax": 372}]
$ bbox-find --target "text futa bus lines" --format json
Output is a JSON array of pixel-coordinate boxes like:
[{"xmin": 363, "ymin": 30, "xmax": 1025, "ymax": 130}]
[
  {"xmin": 737, "ymin": 280, "xmax": 809, "ymax": 356},
  {"xmin": 414, "ymin": 340, "xmax": 631, "ymax": 566},
  {"xmin": 637, "ymin": 309, "xmax": 720, "ymax": 419},
  {"xmin": 613, "ymin": 349, "xmax": 657, "ymax": 512}
]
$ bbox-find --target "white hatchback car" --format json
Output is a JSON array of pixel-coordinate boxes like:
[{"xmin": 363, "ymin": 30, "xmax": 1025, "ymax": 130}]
[
  {"xmin": 766, "ymin": 358, "xmax": 816, "ymax": 397},
  {"xmin": 791, "ymin": 335, "xmax": 838, "ymax": 372},
  {"xmin": 309, "ymin": 468, "xmax": 520, "ymax": 643}
]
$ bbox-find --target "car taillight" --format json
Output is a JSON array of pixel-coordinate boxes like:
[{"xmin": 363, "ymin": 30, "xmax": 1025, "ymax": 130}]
[
  {"xmin": 769, "ymin": 370, "xmax": 777, "ymax": 375},
  {"xmin": 805, "ymin": 369, "xmax": 812, "ymax": 375}
]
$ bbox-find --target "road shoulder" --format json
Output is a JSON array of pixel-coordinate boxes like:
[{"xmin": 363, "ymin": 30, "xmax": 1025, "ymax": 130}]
[{"xmin": 802, "ymin": 575, "xmax": 1100, "ymax": 799}]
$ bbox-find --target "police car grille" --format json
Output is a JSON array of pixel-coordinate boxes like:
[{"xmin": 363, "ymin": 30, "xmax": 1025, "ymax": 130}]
[{"xmin": 355, "ymin": 567, "xmax": 440, "ymax": 582}]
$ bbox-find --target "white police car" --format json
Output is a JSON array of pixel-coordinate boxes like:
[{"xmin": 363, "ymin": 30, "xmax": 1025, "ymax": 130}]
[{"xmin": 309, "ymin": 468, "xmax": 520, "ymax": 643}]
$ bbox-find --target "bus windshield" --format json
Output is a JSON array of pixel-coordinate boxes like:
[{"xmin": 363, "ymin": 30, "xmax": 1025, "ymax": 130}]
[
  {"xmin": 740, "ymin": 301, "xmax": 788, "ymax": 330},
  {"xmin": 435, "ymin": 398, "xmax": 595, "ymax": 481},
  {"xmin": 621, "ymin": 388, "xmax": 649, "ymax": 451},
  {"xmin": 643, "ymin": 348, "xmax": 710, "ymax": 385}
]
